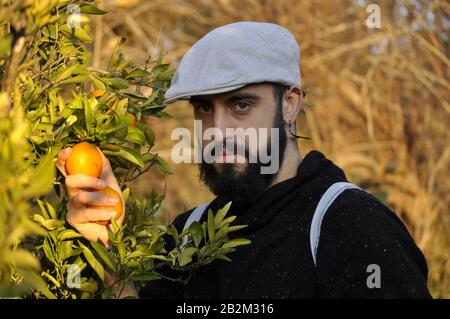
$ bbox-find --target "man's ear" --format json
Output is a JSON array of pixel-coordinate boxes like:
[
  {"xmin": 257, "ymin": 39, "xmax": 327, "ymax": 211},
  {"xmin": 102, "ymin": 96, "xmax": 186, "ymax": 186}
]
[{"xmin": 282, "ymin": 85, "xmax": 303, "ymax": 124}]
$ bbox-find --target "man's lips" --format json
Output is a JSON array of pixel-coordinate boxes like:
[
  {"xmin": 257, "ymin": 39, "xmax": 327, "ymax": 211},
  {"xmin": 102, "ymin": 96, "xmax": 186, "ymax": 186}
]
[{"xmin": 215, "ymin": 152, "xmax": 246, "ymax": 163}]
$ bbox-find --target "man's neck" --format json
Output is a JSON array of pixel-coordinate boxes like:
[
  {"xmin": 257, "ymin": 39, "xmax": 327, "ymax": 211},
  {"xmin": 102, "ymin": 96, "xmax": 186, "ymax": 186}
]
[{"xmin": 270, "ymin": 141, "xmax": 302, "ymax": 187}]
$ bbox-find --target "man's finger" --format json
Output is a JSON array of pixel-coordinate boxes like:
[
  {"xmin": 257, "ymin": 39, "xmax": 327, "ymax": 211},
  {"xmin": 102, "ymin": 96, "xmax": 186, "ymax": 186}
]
[
  {"xmin": 56, "ymin": 148, "xmax": 72, "ymax": 176},
  {"xmin": 66, "ymin": 174, "xmax": 107, "ymax": 190},
  {"xmin": 69, "ymin": 190, "xmax": 120, "ymax": 208},
  {"xmin": 67, "ymin": 208, "xmax": 117, "ymax": 225},
  {"xmin": 58, "ymin": 147, "xmax": 72, "ymax": 161},
  {"xmin": 97, "ymin": 147, "xmax": 115, "ymax": 180}
]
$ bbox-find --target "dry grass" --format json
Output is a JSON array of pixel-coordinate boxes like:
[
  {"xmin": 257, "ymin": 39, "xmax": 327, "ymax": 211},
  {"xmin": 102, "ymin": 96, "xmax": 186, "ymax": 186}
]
[{"xmin": 91, "ymin": 0, "xmax": 449, "ymax": 297}]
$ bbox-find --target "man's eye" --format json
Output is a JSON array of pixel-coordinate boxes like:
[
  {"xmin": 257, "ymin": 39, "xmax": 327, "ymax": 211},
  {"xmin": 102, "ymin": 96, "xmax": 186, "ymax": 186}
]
[
  {"xmin": 196, "ymin": 105, "xmax": 213, "ymax": 113},
  {"xmin": 233, "ymin": 102, "xmax": 250, "ymax": 112}
]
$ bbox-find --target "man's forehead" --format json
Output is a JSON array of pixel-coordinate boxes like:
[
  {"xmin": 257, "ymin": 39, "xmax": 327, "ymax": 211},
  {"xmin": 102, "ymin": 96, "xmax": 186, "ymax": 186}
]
[{"xmin": 189, "ymin": 83, "xmax": 271, "ymax": 103}]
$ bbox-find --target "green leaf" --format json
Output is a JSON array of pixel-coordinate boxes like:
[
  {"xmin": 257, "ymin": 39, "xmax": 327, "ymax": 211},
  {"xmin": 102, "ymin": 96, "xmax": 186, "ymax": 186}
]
[
  {"xmin": 189, "ymin": 222, "xmax": 203, "ymax": 248},
  {"xmin": 155, "ymin": 155, "xmax": 172, "ymax": 174},
  {"xmin": 117, "ymin": 146, "xmax": 144, "ymax": 167},
  {"xmin": 9, "ymin": 249, "xmax": 41, "ymax": 271},
  {"xmin": 43, "ymin": 238, "xmax": 57, "ymax": 265},
  {"xmin": 45, "ymin": 201, "xmax": 57, "ymax": 219},
  {"xmin": 61, "ymin": 25, "xmax": 92, "ymax": 42},
  {"xmin": 58, "ymin": 229, "xmax": 82, "ymax": 241},
  {"xmin": 22, "ymin": 152, "xmax": 55, "ymax": 197},
  {"xmin": 80, "ymin": 4, "xmax": 107, "ymax": 15},
  {"xmin": 122, "ymin": 187, "xmax": 130, "ymax": 203},
  {"xmin": 90, "ymin": 74, "xmax": 107, "ymax": 90},
  {"xmin": 36, "ymin": 199, "xmax": 50, "ymax": 219},
  {"xmin": 178, "ymin": 247, "xmax": 196, "ymax": 267},
  {"xmin": 167, "ymin": 224, "xmax": 179, "ymax": 246},
  {"xmin": 156, "ymin": 70, "xmax": 173, "ymax": 82},
  {"xmin": 47, "ymin": 90, "xmax": 58, "ymax": 123},
  {"xmin": 217, "ymin": 255, "xmax": 232, "ymax": 262},
  {"xmin": 84, "ymin": 98, "xmax": 93, "ymax": 132},
  {"xmin": 104, "ymin": 77, "xmax": 129, "ymax": 89},
  {"xmin": 125, "ymin": 250, "xmax": 147, "ymax": 260},
  {"xmin": 78, "ymin": 278, "xmax": 99, "ymax": 293},
  {"xmin": 215, "ymin": 223, "xmax": 229, "ymax": 241},
  {"xmin": 222, "ymin": 238, "xmax": 251, "ymax": 249},
  {"xmin": 107, "ymin": 37, "xmax": 126, "ymax": 72},
  {"xmin": 218, "ymin": 215, "xmax": 237, "ymax": 229},
  {"xmin": 58, "ymin": 74, "xmax": 88, "ymax": 85},
  {"xmin": 123, "ymin": 92, "xmax": 148, "ymax": 100},
  {"xmin": 152, "ymin": 63, "xmax": 170, "ymax": 74},
  {"xmin": 79, "ymin": 241, "xmax": 104, "ymax": 280},
  {"xmin": 227, "ymin": 225, "xmax": 248, "ymax": 232},
  {"xmin": 70, "ymin": 248, "xmax": 83, "ymax": 258},
  {"xmin": 133, "ymin": 272, "xmax": 160, "ymax": 282},
  {"xmin": 207, "ymin": 209, "xmax": 215, "ymax": 242},
  {"xmin": 104, "ymin": 121, "xmax": 128, "ymax": 139},
  {"xmin": 149, "ymin": 255, "xmax": 171, "ymax": 262},
  {"xmin": 32, "ymin": 215, "xmax": 64, "ymax": 230},
  {"xmin": 214, "ymin": 202, "xmax": 231, "ymax": 228},
  {"xmin": 66, "ymin": 114, "xmax": 77, "ymax": 126},
  {"xmin": 141, "ymin": 124, "xmax": 155, "ymax": 146},
  {"xmin": 52, "ymin": 63, "xmax": 84, "ymax": 84},
  {"xmin": 155, "ymin": 111, "xmax": 172, "ymax": 119},
  {"xmin": 22, "ymin": 271, "xmax": 57, "ymax": 299},
  {"xmin": 0, "ymin": 33, "xmax": 12, "ymax": 56},
  {"xmin": 47, "ymin": 230, "xmax": 58, "ymax": 244},
  {"xmin": 117, "ymin": 242, "xmax": 126, "ymax": 264},
  {"xmin": 90, "ymin": 240, "xmax": 117, "ymax": 273},
  {"xmin": 126, "ymin": 125, "xmax": 145, "ymax": 145},
  {"xmin": 58, "ymin": 240, "xmax": 73, "ymax": 261},
  {"xmin": 42, "ymin": 272, "xmax": 61, "ymax": 289},
  {"xmin": 100, "ymin": 143, "xmax": 121, "ymax": 152},
  {"xmin": 32, "ymin": 213, "xmax": 47, "ymax": 226},
  {"xmin": 72, "ymin": 256, "xmax": 87, "ymax": 272},
  {"xmin": 0, "ymin": 283, "xmax": 32, "ymax": 298},
  {"xmin": 126, "ymin": 68, "xmax": 151, "ymax": 79}
]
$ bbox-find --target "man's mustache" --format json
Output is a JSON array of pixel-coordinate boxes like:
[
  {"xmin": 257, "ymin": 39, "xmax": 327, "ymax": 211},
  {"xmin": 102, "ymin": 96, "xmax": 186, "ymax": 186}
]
[{"xmin": 202, "ymin": 139, "xmax": 253, "ymax": 162}]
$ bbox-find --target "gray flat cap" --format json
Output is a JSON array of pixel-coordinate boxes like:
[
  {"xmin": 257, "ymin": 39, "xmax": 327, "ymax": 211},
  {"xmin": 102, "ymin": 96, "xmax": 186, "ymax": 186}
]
[{"xmin": 164, "ymin": 21, "xmax": 301, "ymax": 104}]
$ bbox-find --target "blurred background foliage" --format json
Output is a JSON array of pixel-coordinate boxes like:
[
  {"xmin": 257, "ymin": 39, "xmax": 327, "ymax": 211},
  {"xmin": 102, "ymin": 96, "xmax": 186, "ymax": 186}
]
[{"xmin": 87, "ymin": 0, "xmax": 449, "ymax": 297}]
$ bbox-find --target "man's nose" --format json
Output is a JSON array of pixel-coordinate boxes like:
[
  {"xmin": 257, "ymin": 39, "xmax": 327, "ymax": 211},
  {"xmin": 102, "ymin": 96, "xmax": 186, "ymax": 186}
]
[{"xmin": 212, "ymin": 108, "xmax": 230, "ymax": 140}]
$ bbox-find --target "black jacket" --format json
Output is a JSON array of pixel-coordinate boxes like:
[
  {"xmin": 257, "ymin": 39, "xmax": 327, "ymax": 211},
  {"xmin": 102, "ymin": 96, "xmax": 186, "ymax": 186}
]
[{"xmin": 139, "ymin": 150, "xmax": 431, "ymax": 298}]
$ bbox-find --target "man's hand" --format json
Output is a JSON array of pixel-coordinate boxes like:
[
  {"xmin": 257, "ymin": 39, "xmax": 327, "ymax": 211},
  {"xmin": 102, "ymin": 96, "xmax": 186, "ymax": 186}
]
[
  {"xmin": 104, "ymin": 270, "xmax": 139, "ymax": 299},
  {"xmin": 56, "ymin": 147, "xmax": 125, "ymax": 247}
]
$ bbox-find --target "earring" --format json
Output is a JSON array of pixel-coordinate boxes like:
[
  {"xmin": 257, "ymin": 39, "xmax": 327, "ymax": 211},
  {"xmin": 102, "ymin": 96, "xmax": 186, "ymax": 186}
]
[{"xmin": 288, "ymin": 121, "xmax": 310, "ymax": 139}]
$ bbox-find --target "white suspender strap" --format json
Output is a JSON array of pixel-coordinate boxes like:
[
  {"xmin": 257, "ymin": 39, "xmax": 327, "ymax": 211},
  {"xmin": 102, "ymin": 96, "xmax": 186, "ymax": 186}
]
[
  {"xmin": 180, "ymin": 201, "xmax": 212, "ymax": 250},
  {"xmin": 181, "ymin": 182, "xmax": 361, "ymax": 266},
  {"xmin": 309, "ymin": 182, "xmax": 361, "ymax": 267}
]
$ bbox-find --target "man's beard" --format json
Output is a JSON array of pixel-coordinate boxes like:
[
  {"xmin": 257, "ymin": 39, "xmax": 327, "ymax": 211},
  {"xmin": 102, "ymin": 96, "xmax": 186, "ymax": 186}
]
[{"xmin": 199, "ymin": 106, "xmax": 287, "ymax": 205}]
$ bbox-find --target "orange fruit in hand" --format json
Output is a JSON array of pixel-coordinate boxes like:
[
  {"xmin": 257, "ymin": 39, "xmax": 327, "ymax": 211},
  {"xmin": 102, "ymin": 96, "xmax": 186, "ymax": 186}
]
[
  {"xmin": 65, "ymin": 142, "xmax": 103, "ymax": 177},
  {"xmin": 88, "ymin": 186, "xmax": 123, "ymax": 226}
]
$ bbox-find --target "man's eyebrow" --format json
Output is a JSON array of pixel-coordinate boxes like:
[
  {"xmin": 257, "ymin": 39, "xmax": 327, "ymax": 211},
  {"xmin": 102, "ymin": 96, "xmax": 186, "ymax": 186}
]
[
  {"xmin": 189, "ymin": 97, "xmax": 212, "ymax": 105},
  {"xmin": 189, "ymin": 93, "xmax": 261, "ymax": 106},
  {"xmin": 224, "ymin": 93, "xmax": 261, "ymax": 105}
]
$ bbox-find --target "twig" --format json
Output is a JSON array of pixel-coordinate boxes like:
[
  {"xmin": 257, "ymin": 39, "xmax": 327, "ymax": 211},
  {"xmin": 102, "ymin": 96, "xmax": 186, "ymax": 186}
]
[{"xmin": 1, "ymin": 26, "xmax": 27, "ymax": 99}]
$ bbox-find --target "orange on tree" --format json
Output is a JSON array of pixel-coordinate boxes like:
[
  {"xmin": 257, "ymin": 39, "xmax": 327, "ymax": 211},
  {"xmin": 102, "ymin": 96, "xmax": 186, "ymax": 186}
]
[
  {"xmin": 65, "ymin": 142, "xmax": 103, "ymax": 177},
  {"xmin": 127, "ymin": 113, "xmax": 149, "ymax": 126},
  {"xmin": 92, "ymin": 89, "xmax": 106, "ymax": 98},
  {"xmin": 128, "ymin": 113, "xmax": 137, "ymax": 127},
  {"xmin": 139, "ymin": 116, "xmax": 148, "ymax": 124},
  {"xmin": 88, "ymin": 186, "xmax": 123, "ymax": 225}
]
